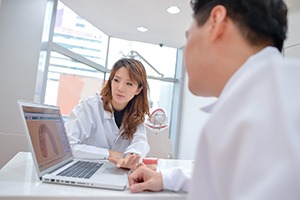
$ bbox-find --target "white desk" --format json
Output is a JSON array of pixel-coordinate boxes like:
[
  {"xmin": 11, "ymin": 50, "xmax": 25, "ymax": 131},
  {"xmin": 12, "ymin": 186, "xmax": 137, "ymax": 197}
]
[{"xmin": 0, "ymin": 152, "xmax": 193, "ymax": 200}]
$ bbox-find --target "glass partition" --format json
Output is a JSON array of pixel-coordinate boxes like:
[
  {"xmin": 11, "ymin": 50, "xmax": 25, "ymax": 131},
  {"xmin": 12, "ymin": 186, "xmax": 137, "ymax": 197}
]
[
  {"xmin": 53, "ymin": 1, "xmax": 108, "ymax": 66},
  {"xmin": 45, "ymin": 51, "xmax": 105, "ymax": 117}
]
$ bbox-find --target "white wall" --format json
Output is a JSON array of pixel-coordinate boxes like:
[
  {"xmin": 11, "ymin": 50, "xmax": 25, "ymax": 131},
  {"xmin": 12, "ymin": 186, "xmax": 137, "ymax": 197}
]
[
  {"xmin": 177, "ymin": 75, "xmax": 215, "ymax": 160},
  {"xmin": 0, "ymin": 0, "xmax": 47, "ymax": 168},
  {"xmin": 177, "ymin": 8, "xmax": 300, "ymax": 160},
  {"xmin": 284, "ymin": 11, "xmax": 300, "ymax": 57}
]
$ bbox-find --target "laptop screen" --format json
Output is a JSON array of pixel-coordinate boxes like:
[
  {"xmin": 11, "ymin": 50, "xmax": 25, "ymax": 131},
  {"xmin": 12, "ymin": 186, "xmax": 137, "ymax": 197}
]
[{"xmin": 22, "ymin": 105, "xmax": 72, "ymax": 172}]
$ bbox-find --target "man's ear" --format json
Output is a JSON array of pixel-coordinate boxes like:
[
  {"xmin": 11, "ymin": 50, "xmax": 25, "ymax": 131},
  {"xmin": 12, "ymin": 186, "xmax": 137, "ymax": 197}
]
[{"xmin": 208, "ymin": 5, "xmax": 227, "ymax": 42}]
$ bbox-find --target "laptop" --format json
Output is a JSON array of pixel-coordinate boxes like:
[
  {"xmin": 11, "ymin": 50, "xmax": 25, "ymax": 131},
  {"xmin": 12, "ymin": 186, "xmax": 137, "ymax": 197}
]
[{"xmin": 18, "ymin": 100, "xmax": 128, "ymax": 190}]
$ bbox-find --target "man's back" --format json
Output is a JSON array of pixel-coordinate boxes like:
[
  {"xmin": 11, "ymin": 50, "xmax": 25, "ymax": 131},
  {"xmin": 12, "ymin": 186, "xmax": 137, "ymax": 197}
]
[{"xmin": 188, "ymin": 47, "xmax": 300, "ymax": 200}]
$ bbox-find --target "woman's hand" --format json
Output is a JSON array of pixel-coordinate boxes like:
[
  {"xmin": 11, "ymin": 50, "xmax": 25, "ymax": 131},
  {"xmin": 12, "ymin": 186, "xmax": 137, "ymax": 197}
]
[
  {"xmin": 128, "ymin": 165, "xmax": 163, "ymax": 193},
  {"xmin": 108, "ymin": 151, "xmax": 140, "ymax": 170},
  {"xmin": 108, "ymin": 150, "xmax": 122, "ymax": 160}
]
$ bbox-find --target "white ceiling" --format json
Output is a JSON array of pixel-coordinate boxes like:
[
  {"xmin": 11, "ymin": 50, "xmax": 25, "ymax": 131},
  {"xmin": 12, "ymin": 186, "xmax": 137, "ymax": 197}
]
[{"xmin": 61, "ymin": 0, "xmax": 300, "ymax": 49}]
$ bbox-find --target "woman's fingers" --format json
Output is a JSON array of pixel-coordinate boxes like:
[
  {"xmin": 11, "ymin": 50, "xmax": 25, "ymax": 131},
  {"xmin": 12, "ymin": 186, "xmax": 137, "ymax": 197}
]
[
  {"xmin": 108, "ymin": 156, "xmax": 118, "ymax": 164},
  {"xmin": 108, "ymin": 152, "xmax": 142, "ymax": 170},
  {"xmin": 117, "ymin": 154, "xmax": 141, "ymax": 169}
]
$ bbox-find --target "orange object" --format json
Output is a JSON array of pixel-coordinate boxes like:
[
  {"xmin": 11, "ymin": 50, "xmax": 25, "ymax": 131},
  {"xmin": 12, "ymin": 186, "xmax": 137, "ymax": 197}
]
[{"xmin": 142, "ymin": 158, "xmax": 158, "ymax": 171}]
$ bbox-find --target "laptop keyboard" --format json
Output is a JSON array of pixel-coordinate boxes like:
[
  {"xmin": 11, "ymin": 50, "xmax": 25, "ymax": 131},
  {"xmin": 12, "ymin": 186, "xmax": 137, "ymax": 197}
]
[{"xmin": 57, "ymin": 161, "xmax": 103, "ymax": 179}]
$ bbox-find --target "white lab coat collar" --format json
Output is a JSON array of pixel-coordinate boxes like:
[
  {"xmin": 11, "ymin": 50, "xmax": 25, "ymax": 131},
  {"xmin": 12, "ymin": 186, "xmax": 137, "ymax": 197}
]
[
  {"xmin": 200, "ymin": 101, "xmax": 218, "ymax": 114},
  {"xmin": 219, "ymin": 47, "xmax": 282, "ymax": 100},
  {"xmin": 103, "ymin": 109, "xmax": 113, "ymax": 119},
  {"xmin": 200, "ymin": 47, "xmax": 281, "ymax": 115},
  {"xmin": 96, "ymin": 94, "xmax": 113, "ymax": 120}
]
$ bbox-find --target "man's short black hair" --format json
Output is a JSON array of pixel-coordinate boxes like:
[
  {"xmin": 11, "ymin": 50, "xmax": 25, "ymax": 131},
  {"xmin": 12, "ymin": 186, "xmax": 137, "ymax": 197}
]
[{"xmin": 190, "ymin": 0, "xmax": 288, "ymax": 51}]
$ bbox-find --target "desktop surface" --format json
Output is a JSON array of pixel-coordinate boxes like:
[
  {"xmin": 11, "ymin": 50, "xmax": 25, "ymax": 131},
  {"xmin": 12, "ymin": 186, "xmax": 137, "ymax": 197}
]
[{"xmin": 0, "ymin": 152, "xmax": 192, "ymax": 200}]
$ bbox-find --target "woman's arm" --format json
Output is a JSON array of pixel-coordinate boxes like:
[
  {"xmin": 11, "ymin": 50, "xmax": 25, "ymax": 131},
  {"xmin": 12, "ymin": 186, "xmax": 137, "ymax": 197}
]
[
  {"xmin": 123, "ymin": 124, "xmax": 150, "ymax": 158},
  {"xmin": 108, "ymin": 124, "xmax": 150, "ymax": 169},
  {"xmin": 71, "ymin": 143, "xmax": 109, "ymax": 159},
  {"xmin": 65, "ymin": 96, "xmax": 110, "ymax": 159}
]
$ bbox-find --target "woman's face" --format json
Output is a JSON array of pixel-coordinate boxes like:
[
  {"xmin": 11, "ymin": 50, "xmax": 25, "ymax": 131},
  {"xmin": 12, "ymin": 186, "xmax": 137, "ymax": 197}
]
[{"xmin": 111, "ymin": 67, "xmax": 141, "ymax": 111}]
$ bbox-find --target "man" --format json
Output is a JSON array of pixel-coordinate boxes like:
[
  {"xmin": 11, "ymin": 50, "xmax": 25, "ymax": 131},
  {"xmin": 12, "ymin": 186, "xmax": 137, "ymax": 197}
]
[{"xmin": 128, "ymin": 0, "xmax": 300, "ymax": 199}]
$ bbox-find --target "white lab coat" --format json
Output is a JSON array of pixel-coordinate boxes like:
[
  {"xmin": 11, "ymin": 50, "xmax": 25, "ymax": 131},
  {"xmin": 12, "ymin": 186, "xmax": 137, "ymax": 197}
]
[
  {"xmin": 65, "ymin": 93, "xmax": 150, "ymax": 160},
  {"xmin": 162, "ymin": 47, "xmax": 300, "ymax": 200}
]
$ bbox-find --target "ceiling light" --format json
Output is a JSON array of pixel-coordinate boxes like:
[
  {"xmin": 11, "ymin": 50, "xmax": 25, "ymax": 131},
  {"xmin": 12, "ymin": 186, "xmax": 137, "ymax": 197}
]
[
  {"xmin": 137, "ymin": 26, "xmax": 148, "ymax": 32},
  {"xmin": 167, "ymin": 6, "xmax": 181, "ymax": 14}
]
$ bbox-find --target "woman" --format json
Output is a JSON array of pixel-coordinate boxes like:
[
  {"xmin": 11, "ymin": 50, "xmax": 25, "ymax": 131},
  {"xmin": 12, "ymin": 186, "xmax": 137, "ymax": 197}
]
[{"xmin": 65, "ymin": 58, "xmax": 150, "ymax": 169}]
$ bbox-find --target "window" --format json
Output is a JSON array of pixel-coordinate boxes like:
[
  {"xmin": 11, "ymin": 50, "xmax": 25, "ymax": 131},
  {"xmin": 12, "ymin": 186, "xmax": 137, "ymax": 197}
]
[
  {"xmin": 53, "ymin": 1, "xmax": 108, "ymax": 66},
  {"xmin": 36, "ymin": 0, "xmax": 109, "ymax": 115},
  {"xmin": 45, "ymin": 51, "xmax": 105, "ymax": 117},
  {"xmin": 36, "ymin": 0, "xmax": 184, "ymax": 156}
]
